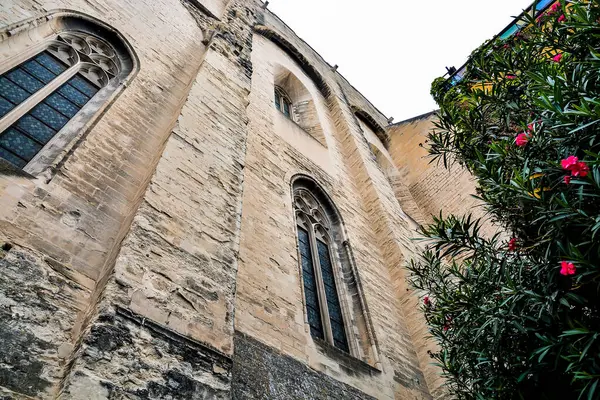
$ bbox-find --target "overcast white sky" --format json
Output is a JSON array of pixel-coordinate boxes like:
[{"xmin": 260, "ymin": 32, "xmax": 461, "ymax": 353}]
[{"xmin": 269, "ymin": 0, "xmax": 532, "ymax": 122}]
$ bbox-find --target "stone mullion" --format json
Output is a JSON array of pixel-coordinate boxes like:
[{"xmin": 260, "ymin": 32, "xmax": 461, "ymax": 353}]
[
  {"xmin": 0, "ymin": 53, "xmax": 80, "ymax": 134},
  {"xmin": 308, "ymin": 221, "xmax": 334, "ymax": 345},
  {"xmin": 294, "ymin": 213, "xmax": 312, "ymax": 331},
  {"xmin": 328, "ymin": 239, "xmax": 361, "ymax": 358}
]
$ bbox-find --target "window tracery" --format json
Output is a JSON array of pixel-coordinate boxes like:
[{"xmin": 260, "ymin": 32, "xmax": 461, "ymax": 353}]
[
  {"xmin": 294, "ymin": 188, "xmax": 350, "ymax": 353},
  {"xmin": 0, "ymin": 24, "xmax": 131, "ymax": 172}
]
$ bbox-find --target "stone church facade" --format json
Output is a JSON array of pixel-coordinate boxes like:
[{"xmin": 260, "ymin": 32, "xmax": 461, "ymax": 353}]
[{"xmin": 0, "ymin": 0, "xmax": 481, "ymax": 398}]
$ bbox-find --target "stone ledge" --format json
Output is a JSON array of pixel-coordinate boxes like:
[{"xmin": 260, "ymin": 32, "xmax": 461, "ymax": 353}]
[
  {"xmin": 115, "ymin": 306, "xmax": 232, "ymax": 368},
  {"xmin": 313, "ymin": 338, "xmax": 382, "ymax": 376}
]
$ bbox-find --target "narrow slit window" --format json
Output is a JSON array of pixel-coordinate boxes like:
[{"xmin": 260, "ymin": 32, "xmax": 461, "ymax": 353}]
[{"xmin": 274, "ymin": 86, "xmax": 293, "ymax": 120}]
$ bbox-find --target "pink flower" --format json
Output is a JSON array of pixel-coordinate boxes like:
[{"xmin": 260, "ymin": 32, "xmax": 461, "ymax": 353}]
[
  {"xmin": 550, "ymin": 2, "xmax": 561, "ymax": 12},
  {"xmin": 516, "ymin": 133, "xmax": 529, "ymax": 147},
  {"xmin": 562, "ymin": 157, "xmax": 590, "ymax": 177},
  {"xmin": 506, "ymin": 74, "xmax": 517, "ymax": 80},
  {"xmin": 552, "ymin": 53, "xmax": 563, "ymax": 63},
  {"xmin": 424, "ymin": 296, "xmax": 431, "ymax": 306},
  {"xmin": 571, "ymin": 162, "xmax": 590, "ymax": 177},
  {"xmin": 561, "ymin": 156, "xmax": 579, "ymax": 170},
  {"xmin": 560, "ymin": 261, "xmax": 576, "ymax": 276},
  {"xmin": 557, "ymin": 14, "xmax": 566, "ymax": 22},
  {"xmin": 503, "ymin": 43, "xmax": 510, "ymax": 49},
  {"xmin": 508, "ymin": 238, "xmax": 518, "ymax": 252},
  {"xmin": 443, "ymin": 316, "xmax": 453, "ymax": 332},
  {"xmin": 527, "ymin": 123, "xmax": 535, "ymax": 132},
  {"xmin": 563, "ymin": 176, "xmax": 571, "ymax": 184}
]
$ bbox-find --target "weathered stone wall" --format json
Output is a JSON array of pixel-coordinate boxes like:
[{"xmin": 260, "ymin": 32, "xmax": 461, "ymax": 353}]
[
  {"xmin": 60, "ymin": 307, "xmax": 232, "ymax": 399},
  {"xmin": 58, "ymin": 0, "xmax": 261, "ymax": 397},
  {"xmin": 0, "ymin": 0, "xmax": 210, "ymax": 397},
  {"xmin": 234, "ymin": 14, "xmax": 439, "ymax": 399},
  {"xmin": 387, "ymin": 113, "xmax": 495, "ymax": 237},
  {"xmin": 0, "ymin": 247, "xmax": 84, "ymax": 399},
  {"xmin": 232, "ymin": 332, "xmax": 375, "ymax": 400},
  {"xmin": 0, "ymin": 0, "xmax": 452, "ymax": 399}
]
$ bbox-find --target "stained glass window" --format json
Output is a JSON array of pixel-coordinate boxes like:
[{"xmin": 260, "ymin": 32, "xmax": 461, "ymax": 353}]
[
  {"xmin": 294, "ymin": 188, "xmax": 352, "ymax": 355},
  {"xmin": 317, "ymin": 239, "xmax": 349, "ymax": 352},
  {"xmin": 298, "ymin": 227, "xmax": 325, "ymax": 340},
  {"xmin": 0, "ymin": 52, "xmax": 66, "ymax": 120},
  {"xmin": 0, "ymin": 32, "xmax": 117, "ymax": 170},
  {"xmin": 0, "ymin": 73, "xmax": 97, "ymax": 168}
]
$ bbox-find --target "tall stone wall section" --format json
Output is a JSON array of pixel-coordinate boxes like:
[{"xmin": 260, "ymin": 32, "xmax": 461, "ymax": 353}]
[
  {"xmin": 58, "ymin": 1, "xmax": 261, "ymax": 397},
  {"xmin": 0, "ymin": 1, "xmax": 209, "ymax": 397},
  {"xmin": 236, "ymin": 32, "xmax": 392, "ymax": 398},
  {"xmin": 233, "ymin": 11, "xmax": 442, "ymax": 399},
  {"xmin": 326, "ymin": 82, "xmax": 442, "ymax": 399}
]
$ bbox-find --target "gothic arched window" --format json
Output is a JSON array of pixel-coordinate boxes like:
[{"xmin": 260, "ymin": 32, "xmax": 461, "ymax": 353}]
[
  {"xmin": 0, "ymin": 14, "xmax": 135, "ymax": 174},
  {"xmin": 293, "ymin": 182, "xmax": 351, "ymax": 353},
  {"xmin": 274, "ymin": 86, "xmax": 292, "ymax": 119}
]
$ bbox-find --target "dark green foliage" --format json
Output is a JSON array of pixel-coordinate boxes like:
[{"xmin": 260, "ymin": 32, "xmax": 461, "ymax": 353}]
[{"xmin": 411, "ymin": 2, "xmax": 600, "ymax": 398}]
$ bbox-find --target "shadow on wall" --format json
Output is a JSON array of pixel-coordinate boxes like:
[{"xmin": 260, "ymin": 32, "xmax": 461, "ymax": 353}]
[
  {"xmin": 354, "ymin": 114, "xmax": 422, "ymax": 229},
  {"xmin": 368, "ymin": 144, "xmax": 421, "ymax": 230},
  {"xmin": 274, "ymin": 64, "xmax": 327, "ymax": 147}
]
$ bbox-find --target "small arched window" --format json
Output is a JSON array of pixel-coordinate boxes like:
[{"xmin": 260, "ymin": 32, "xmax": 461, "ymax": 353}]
[
  {"xmin": 294, "ymin": 185, "xmax": 350, "ymax": 352},
  {"xmin": 0, "ymin": 16, "xmax": 134, "ymax": 173},
  {"xmin": 274, "ymin": 86, "xmax": 292, "ymax": 119}
]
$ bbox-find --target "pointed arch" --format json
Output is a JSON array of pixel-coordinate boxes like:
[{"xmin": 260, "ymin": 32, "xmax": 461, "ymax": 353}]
[
  {"xmin": 254, "ymin": 25, "xmax": 331, "ymax": 98},
  {"xmin": 274, "ymin": 65, "xmax": 327, "ymax": 147},
  {"xmin": 0, "ymin": 10, "xmax": 139, "ymax": 175},
  {"xmin": 291, "ymin": 174, "xmax": 381, "ymax": 367}
]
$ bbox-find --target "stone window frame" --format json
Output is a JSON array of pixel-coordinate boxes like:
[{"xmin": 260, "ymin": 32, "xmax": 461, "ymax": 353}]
[
  {"xmin": 0, "ymin": 11, "xmax": 138, "ymax": 178},
  {"xmin": 273, "ymin": 66, "xmax": 328, "ymax": 148},
  {"xmin": 274, "ymin": 85, "xmax": 293, "ymax": 120},
  {"xmin": 291, "ymin": 175, "xmax": 381, "ymax": 366}
]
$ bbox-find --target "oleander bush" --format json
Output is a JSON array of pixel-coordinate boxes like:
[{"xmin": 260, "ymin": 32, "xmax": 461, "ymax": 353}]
[{"xmin": 410, "ymin": 1, "xmax": 600, "ymax": 398}]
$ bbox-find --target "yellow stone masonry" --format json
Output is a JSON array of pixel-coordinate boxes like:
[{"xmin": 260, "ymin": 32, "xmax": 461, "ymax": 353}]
[{"xmin": 0, "ymin": 1, "xmax": 492, "ymax": 399}]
